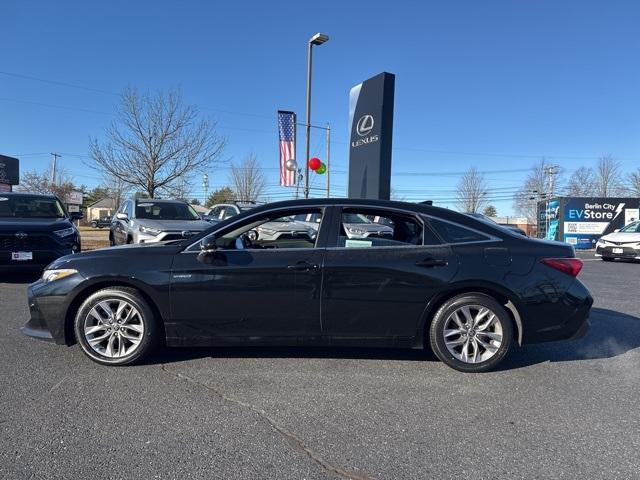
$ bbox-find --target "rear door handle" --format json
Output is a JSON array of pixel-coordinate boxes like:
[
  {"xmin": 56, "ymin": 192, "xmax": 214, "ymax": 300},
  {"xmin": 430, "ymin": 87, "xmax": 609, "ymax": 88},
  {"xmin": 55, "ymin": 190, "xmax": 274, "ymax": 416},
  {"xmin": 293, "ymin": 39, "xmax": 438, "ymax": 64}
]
[
  {"xmin": 415, "ymin": 258, "xmax": 448, "ymax": 268},
  {"xmin": 287, "ymin": 261, "xmax": 319, "ymax": 272}
]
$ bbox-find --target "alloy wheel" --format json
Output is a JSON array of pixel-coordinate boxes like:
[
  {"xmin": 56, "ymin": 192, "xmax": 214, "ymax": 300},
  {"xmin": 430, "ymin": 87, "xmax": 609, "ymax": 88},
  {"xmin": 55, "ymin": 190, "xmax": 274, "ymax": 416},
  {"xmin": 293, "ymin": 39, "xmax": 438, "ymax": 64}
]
[
  {"xmin": 83, "ymin": 299, "xmax": 145, "ymax": 358},
  {"xmin": 443, "ymin": 304, "xmax": 503, "ymax": 364}
]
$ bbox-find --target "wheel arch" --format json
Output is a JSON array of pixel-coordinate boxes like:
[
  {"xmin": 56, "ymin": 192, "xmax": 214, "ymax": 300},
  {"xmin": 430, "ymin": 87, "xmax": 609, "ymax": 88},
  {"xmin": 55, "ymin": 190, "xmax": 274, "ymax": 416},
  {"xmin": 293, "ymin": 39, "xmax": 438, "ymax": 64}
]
[
  {"xmin": 64, "ymin": 279, "xmax": 166, "ymax": 346},
  {"xmin": 416, "ymin": 282, "xmax": 524, "ymax": 348}
]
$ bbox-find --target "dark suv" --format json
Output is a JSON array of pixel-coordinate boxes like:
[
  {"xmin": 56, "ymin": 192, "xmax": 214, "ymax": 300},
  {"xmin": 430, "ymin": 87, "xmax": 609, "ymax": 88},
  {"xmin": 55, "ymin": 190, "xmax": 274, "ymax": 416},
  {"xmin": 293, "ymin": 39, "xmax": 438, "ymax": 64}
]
[{"xmin": 0, "ymin": 192, "xmax": 82, "ymax": 271}]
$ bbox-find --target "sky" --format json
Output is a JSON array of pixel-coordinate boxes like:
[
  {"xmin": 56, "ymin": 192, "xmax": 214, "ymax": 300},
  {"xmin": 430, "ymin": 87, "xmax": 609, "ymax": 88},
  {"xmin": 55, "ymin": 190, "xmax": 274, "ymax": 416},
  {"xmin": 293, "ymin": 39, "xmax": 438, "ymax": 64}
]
[{"xmin": 1, "ymin": 0, "xmax": 639, "ymax": 215}]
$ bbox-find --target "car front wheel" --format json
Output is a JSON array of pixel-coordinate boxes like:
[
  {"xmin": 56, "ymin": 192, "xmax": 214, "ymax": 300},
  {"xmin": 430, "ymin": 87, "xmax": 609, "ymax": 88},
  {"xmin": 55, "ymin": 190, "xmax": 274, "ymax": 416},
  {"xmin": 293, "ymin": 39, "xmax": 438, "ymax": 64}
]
[
  {"xmin": 74, "ymin": 287, "xmax": 159, "ymax": 366},
  {"xmin": 429, "ymin": 293, "xmax": 513, "ymax": 373}
]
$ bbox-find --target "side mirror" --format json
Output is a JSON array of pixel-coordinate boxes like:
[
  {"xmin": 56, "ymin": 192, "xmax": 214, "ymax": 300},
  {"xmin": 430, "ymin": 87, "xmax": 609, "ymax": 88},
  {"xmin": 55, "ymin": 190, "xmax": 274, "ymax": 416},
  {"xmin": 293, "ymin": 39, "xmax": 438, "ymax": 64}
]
[
  {"xmin": 200, "ymin": 236, "xmax": 218, "ymax": 254},
  {"xmin": 70, "ymin": 212, "xmax": 83, "ymax": 220},
  {"xmin": 116, "ymin": 212, "xmax": 129, "ymax": 221}
]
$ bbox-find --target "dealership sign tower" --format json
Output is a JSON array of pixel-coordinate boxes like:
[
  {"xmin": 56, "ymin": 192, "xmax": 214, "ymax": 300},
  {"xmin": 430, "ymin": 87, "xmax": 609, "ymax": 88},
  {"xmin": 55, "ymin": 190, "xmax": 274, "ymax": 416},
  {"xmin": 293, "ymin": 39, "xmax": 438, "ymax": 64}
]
[
  {"xmin": 347, "ymin": 72, "xmax": 395, "ymax": 200},
  {"xmin": 0, "ymin": 154, "xmax": 19, "ymax": 192}
]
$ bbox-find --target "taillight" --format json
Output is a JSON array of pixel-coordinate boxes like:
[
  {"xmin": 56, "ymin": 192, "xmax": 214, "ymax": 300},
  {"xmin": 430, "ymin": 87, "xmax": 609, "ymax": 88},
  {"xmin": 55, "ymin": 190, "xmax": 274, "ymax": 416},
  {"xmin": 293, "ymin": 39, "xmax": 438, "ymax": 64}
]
[{"xmin": 540, "ymin": 258, "xmax": 583, "ymax": 277}]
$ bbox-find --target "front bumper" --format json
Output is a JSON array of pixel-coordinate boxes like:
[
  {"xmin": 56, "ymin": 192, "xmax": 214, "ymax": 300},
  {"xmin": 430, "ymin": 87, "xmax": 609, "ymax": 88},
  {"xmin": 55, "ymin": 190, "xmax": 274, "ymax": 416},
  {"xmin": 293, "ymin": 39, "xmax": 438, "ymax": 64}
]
[
  {"xmin": 595, "ymin": 244, "xmax": 640, "ymax": 259},
  {"xmin": 22, "ymin": 275, "xmax": 84, "ymax": 345}
]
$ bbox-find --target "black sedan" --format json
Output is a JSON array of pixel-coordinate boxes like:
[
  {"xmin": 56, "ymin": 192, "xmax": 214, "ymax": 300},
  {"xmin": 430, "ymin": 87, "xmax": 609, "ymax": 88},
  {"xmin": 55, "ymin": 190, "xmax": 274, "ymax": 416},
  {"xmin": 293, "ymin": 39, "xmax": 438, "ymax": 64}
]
[{"xmin": 22, "ymin": 199, "xmax": 592, "ymax": 372}]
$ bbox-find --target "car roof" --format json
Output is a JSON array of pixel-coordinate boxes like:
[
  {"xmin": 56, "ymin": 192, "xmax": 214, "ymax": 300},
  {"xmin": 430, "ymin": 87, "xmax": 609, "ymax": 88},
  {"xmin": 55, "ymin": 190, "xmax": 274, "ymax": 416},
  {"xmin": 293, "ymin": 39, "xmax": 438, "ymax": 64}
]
[
  {"xmin": 0, "ymin": 192, "xmax": 59, "ymax": 199},
  {"xmin": 240, "ymin": 198, "xmax": 492, "ymax": 227},
  {"xmin": 133, "ymin": 198, "xmax": 188, "ymax": 204}
]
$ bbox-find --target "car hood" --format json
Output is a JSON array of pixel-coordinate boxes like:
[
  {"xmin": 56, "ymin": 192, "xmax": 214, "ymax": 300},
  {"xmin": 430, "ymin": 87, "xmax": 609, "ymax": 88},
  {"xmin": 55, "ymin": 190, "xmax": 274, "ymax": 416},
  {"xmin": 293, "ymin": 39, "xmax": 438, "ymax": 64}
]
[
  {"xmin": 133, "ymin": 218, "xmax": 212, "ymax": 232},
  {"xmin": 0, "ymin": 217, "xmax": 73, "ymax": 233},
  {"xmin": 343, "ymin": 222, "xmax": 393, "ymax": 233},
  {"xmin": 599, "ymin": 232, "xmax": 640, "ymax": 243},
  {"xmin": 259, "ymin": 220, "xmax": 312, "ymax": 232}
]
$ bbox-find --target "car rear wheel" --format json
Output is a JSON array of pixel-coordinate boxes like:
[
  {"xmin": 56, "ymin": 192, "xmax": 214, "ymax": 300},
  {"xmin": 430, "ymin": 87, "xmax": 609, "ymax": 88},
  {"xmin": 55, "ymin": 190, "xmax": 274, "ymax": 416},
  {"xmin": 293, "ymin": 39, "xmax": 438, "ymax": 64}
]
[
  {"xmin": 74, "ymin": 287, "xmax": 158, "ymax": 366},
  {"xmin": 429, "ymin": 293, "xmax": 513, "ymax": 373}
]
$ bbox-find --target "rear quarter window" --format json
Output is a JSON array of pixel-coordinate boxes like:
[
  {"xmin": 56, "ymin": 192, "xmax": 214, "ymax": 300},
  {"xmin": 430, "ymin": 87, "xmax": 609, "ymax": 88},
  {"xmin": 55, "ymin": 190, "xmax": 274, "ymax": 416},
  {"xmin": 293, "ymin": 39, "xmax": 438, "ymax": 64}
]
[{"xmin": 429, "ymin": 218, "xmax": 490, "ymax": 244}]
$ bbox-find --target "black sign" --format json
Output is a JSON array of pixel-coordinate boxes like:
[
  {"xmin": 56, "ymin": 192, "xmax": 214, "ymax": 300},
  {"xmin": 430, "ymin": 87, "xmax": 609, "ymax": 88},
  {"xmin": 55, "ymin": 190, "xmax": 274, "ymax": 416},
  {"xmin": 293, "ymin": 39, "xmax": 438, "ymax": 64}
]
[
  {"xmin": 347, "ymin": 72, "xmax": 395, "ymax": 200},
  {"xmin": 0, "ymin": 155, "xmax": 19, "ymax": 185}
]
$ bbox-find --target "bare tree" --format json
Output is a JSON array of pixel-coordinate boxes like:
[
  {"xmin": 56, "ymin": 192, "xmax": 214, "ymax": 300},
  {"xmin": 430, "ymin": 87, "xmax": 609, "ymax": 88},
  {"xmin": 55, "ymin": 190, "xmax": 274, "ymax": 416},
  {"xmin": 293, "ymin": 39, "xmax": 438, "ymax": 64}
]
[
  {"xmin": 594, "ymin": 155, "xmax": 623, "ymax": 197},
  {"xmin": 456, "ymin": 167, "xmax": 488, "ymax": 213},
  {"xmin": 514, "ymin": 158, "xmax": 561, "ymax": 223},
  {"xmin": 628, "ymin": 168, "xmax": 640, "ymax": 197},
  {"xmin": 89, "ymin": 87, "xmax": 226, "ymax": 198},
  {"xmin": 17, "ymin": 167, "xmax": 76, "ymax": 200},
  {"xmin": 230, "ymin": 154, "xmax": 265, "ymax": 202},
  {"xmin": 101, "ymin": 176, "xmax": 130, "ymax": 210},
  {"xmin": 565, "ymin": 167, "xmax": 597, "ymax": 196}
]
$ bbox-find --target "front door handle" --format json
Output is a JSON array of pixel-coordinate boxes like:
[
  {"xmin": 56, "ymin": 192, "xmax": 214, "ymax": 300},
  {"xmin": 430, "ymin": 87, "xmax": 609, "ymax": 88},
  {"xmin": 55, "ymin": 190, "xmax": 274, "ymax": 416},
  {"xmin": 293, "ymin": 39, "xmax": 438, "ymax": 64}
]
[
  {"xmin": 415, "ymin": 258, "xmax": 448, "ymax": 268},
  {"xmin": 287, "ymin": 261, "xmax": 319, "ymax": 272}
]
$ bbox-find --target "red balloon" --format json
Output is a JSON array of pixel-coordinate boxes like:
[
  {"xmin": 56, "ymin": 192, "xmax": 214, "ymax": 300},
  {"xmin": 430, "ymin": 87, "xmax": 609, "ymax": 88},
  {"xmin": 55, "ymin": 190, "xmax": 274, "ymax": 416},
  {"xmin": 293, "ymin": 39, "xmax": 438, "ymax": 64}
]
[{"xmin": 308, "ymin": 157, "xmax": 322, "ymax": 171}]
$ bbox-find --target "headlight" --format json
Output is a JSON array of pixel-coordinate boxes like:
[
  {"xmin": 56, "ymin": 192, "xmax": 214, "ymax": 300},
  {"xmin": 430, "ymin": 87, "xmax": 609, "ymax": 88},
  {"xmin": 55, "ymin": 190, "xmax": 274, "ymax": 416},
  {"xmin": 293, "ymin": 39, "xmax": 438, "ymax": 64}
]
[
  {"xmin": 54, "ymin": 227, "xmax": 76, "ymax": 238},
  {"xmin": 139, "ymin": 225, "xmax": 162, "ymax": 236},
  {"xmin": 347, "ymin": 227, "xmax": 366, "ymax": 235},
  {"xmin": 42, "ymin": 268, "xmax": 78, "ymax": 283}
]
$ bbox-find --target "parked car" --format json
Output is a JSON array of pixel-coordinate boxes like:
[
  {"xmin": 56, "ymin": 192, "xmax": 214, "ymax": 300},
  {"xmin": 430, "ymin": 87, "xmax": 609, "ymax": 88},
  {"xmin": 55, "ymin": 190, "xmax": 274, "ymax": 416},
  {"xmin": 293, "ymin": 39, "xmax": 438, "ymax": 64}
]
[
  {"xmin": 23, "ymin": 198, "xmax": 592, "ymax": 372},
  {"xmin": 0, "ymin": 192, "xmax": 82, "ymax": 272},
  {"xmin": 90, "ymin": 216, "xmax": 112, "ymax": 229},
  {"xmin": 595, "ymin": 221, "xmax": 640, "ymax": 261},
  {"xmin": 341, "ymin": 212, "xmax": 394, "ymax": 238},
  {"xmin": 202, "ymin": 202, "xmax": 257, "ymax": 223},
  {"xmin": 109, "ymin": 198, "xmax": 211, "ymax": 245},
  {"xmin": 247, "ymin": 216, "xmax": 317, "ymax": 242},
  {"xmin": 466, "ymin": 213, "xmax": 527, "ymax": 236}
]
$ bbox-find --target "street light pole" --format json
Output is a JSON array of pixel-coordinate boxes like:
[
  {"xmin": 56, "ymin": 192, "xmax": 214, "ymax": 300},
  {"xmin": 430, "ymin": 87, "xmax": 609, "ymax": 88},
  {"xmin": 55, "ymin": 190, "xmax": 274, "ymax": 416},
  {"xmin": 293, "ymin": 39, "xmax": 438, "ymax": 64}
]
[{"xmin": 304, "ymin": 32, "xmax": 329, "ymax": 199}]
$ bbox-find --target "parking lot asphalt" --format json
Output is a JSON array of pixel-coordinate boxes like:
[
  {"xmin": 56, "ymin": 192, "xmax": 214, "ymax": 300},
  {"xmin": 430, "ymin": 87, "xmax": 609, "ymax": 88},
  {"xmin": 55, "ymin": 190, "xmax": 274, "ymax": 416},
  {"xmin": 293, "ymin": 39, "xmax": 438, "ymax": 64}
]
[{"xmin": 1, "ymin": 252, "xmax": 639, "ymax": 479}]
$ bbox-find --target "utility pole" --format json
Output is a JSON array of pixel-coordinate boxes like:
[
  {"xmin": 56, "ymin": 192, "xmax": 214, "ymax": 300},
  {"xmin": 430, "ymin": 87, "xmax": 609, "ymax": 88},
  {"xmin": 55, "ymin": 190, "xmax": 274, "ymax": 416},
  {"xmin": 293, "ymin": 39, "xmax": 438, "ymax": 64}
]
[
  {"xmin": 326, "ymin": 123, "xmax": 331, "ymax": 198},
  {"xmin": 202, "ymin": 173, "xmax": 209, "ymax": 206},
  {"xmin": 50, "ymin": 153, "xmax": 61, "ymax": 185}
]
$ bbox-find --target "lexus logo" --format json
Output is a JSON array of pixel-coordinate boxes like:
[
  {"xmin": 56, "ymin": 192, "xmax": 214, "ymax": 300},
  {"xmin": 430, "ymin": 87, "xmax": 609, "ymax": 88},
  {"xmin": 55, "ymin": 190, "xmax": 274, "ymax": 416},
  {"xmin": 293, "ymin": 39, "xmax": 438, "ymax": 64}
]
[
  {"xmin": 356, "ymin": 115, "xmax": 374, "ymax": 137},
  {"xmin": 15, "ymin": 232, "xmax": 28, "ymax": 239}
]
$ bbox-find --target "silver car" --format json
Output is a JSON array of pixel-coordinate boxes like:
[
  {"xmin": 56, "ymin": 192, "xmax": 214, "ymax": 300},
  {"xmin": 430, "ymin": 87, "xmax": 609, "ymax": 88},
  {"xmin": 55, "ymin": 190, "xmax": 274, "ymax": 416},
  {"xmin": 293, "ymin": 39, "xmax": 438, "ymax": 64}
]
[
  {"xmin": 341, "ymin": 213, "xmax": 393, "ymax": 239},
  {"xmin": 110, "ymin": 198, "xmax": 212, "ymax": 245},
  {"xmin": 248, "ymin": 216, "xmax": 317, "ymax": 242}
]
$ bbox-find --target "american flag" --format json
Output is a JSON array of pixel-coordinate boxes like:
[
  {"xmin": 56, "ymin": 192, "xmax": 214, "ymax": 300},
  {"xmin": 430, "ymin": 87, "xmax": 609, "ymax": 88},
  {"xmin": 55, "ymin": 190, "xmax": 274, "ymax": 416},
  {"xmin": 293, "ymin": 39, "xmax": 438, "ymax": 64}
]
[{"xmin": 278, "ymin": 110, "xmax": 296, "ymax": 186}]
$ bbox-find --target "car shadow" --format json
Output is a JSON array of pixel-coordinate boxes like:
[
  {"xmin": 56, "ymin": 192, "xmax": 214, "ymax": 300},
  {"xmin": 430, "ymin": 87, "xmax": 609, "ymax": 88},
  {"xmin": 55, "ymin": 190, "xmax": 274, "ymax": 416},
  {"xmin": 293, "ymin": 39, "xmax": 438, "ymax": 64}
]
[
  {"xmin": 152, "ymin": 307, "xmax": 640, "ymax": 370},
  {"xmin": 499, "ymin": 307, "xmax": 640, "ymax": 370}
]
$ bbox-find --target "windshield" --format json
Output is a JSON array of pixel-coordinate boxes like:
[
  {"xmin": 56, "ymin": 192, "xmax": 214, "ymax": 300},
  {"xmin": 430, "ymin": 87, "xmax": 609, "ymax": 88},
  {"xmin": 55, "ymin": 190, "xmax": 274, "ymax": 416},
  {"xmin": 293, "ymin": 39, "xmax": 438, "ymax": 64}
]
[
  {"xmin": 0, "ymin": 195, "xmax": 66, "ymax": 219},
  {"xmin": 620, "ymin": 222, "xmax": 640, "ymax": 233},
  {"xmin": 343, "ymin": 213, "xmax": 371, "ymax": 224},
  {"xmin": 135, "ymin": 202, "xmax": 200, "ymax": 220}
]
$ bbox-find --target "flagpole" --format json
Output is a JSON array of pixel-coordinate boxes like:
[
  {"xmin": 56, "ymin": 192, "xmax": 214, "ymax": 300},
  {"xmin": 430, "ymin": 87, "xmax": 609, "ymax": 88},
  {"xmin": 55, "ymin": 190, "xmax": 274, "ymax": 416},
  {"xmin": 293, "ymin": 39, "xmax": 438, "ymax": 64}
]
[{"xmin": 326, "ymin": 122, "xmax": 330, "ymax": 198}]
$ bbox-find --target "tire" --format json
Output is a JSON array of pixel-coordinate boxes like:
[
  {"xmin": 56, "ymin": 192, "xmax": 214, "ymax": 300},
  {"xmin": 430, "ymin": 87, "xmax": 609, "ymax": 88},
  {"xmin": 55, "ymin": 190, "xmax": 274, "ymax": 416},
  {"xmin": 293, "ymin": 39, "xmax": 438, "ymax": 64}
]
[
  {"xmin": 91, "ymin": 221, "xmax": 98, "ymax": 228},
  {"xmin": 429, "ymin": 293, "xmax": 513, "ymax": 373},
  {"xmin": 109, "ymin": 235, "xmax": 115, "ymax": 246},
  {"xmin": 74, "ymin": 287, "xmax": 159, "ymax": 366},
  {"xmin": 602, "ymin": 257, "xmax": 614, "ymax": 262}
]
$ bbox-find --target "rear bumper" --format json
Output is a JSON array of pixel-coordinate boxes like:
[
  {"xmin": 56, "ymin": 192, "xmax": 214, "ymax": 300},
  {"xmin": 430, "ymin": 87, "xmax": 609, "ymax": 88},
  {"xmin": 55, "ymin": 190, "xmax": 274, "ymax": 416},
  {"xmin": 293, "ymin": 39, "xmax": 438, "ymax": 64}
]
[{"xmin": 522, "ymin": 279, "xmax": 593, "ymax": 344}]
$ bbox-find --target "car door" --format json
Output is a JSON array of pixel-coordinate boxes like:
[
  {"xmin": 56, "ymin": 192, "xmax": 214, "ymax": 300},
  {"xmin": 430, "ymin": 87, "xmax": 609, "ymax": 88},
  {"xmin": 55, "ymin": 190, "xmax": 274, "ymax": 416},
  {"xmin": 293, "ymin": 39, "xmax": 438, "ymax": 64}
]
[
  {"xmin": 169, "ymin": 206, "xmax": 329, "ymax": 343},
  {"xmin": 321, "ymin": 206, "xmax": 459, "ymax": 343}
]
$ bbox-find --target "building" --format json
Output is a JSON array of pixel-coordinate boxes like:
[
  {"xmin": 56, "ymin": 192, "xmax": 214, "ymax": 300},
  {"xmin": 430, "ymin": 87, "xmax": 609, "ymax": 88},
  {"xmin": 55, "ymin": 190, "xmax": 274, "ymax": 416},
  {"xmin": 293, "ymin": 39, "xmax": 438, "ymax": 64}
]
[
  {"xmin": 538, "ymin": 197, "xmax": 640, "ymax": 249},
  {"xmin": 86, "ymin": 198, "xmax": 117, "ymax": 221}
]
